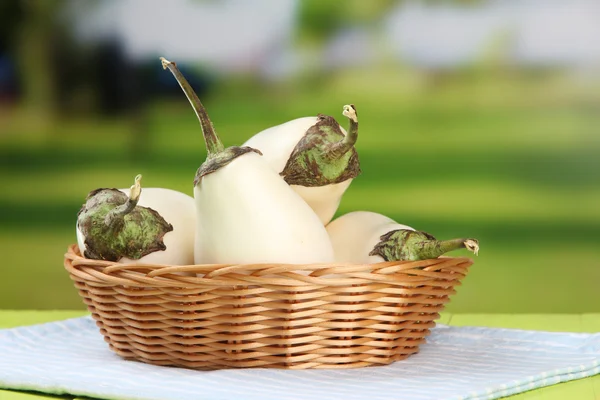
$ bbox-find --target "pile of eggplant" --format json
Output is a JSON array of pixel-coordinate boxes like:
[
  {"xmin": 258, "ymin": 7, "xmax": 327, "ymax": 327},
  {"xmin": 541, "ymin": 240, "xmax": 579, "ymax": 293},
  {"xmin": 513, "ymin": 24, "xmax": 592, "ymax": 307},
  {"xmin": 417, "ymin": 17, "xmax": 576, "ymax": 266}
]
[{"xmin": 76, "ymin": 57, "xmax": 479, "ymax": 266}]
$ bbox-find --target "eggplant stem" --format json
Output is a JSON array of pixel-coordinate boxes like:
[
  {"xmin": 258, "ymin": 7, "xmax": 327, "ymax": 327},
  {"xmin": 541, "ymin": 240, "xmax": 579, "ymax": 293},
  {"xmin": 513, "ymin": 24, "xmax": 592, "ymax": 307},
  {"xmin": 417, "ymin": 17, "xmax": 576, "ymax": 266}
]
[
  {"xmin": 328, "ymin": 104, "xmax": 358, "ymax": 159},
  {"xmin": 104, "ymin": 174, "xmax": 142, "ymax": 226},
  {"xmin": 420, "ymin": 238, "xmax": 479, "ymax": 259},
  {"xmin": 160, "ymin": 57, "xmax": 224, "ymax": 156}
]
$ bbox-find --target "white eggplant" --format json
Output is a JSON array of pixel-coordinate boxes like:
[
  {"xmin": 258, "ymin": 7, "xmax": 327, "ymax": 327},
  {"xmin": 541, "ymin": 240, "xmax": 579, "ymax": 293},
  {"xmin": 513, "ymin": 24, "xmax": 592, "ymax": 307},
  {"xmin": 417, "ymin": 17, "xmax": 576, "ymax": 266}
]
[
  {"xmin": 161, "ymin": 57, "xmax": 334, "ymax": 264},
  {"xmin": 76, "ymin": 175, "xmax": 196, "ymax": 265},
  {"xmin": 327, "ymin": 211, "xmax": 479, "ymax": 263},
  {"xmin": 243, "ymin": 106, "xmax": 360, "ymax": 225}
]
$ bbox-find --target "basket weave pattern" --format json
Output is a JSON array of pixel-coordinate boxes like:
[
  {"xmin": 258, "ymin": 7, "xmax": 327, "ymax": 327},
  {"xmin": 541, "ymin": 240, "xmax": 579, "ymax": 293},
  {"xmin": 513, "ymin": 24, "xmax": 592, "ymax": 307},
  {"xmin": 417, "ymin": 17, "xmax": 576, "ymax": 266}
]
[{"xmin": 64, "ymin": 244, "xmax": 473, "ymax": 370}]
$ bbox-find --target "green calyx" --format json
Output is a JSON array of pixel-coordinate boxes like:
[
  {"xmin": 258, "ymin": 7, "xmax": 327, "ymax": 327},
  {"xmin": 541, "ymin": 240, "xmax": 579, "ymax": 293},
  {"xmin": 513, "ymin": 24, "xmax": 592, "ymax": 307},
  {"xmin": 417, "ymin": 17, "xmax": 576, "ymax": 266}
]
[
  {"xmin": 369, "ymin": 229, "xmax": 480, "ymax": 261},
  {"xmin": 77, "ymin": 175, "xmax": 173, "ymax": 261},
  {"xmin": 280, "ymin": 104, "xmax": 361, "ymax": 187},
  {"xmin": 160, "ymin": 57, "xmax": 260, "ymax": 186}
]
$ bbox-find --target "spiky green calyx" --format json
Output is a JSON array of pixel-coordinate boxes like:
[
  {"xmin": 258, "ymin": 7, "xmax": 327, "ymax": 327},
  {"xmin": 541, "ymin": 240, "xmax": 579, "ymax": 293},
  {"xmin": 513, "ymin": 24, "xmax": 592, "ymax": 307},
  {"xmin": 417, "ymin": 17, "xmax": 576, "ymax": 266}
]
[
  {"xmin": 280, "ymin": 104, "xmax": 361, "ymax": 187},
  {"xmin": 77, "ymin": 175, "xmax": 173, "ymax": 261},
  {"xmin": 369, "ymin": 229, "xmax": 480, "ymax": 261},
  {"xmin": 160, "ymin": 57, "xmax": 261, "ymax": 186}
]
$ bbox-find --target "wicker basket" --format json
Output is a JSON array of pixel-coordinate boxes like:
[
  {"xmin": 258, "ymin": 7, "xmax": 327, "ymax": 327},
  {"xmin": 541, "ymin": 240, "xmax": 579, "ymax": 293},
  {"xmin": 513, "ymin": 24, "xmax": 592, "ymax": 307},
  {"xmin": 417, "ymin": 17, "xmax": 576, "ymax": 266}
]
[{"xmin": 64, "ymin": 244, "xmax": 473, "ymax": 370}]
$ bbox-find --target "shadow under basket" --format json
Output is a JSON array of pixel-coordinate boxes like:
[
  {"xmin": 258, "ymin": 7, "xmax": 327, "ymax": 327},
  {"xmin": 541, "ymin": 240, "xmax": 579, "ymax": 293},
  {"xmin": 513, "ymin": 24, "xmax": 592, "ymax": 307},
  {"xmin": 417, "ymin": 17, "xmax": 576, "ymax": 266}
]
[{"xmin": 64, "ymin": 244, "xmax": 473, "ymax": 370}]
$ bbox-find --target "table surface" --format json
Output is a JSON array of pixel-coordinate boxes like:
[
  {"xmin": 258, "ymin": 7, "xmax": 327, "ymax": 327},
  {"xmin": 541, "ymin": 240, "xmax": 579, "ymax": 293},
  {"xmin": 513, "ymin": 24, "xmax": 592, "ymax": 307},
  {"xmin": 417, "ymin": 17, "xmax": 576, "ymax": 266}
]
[{"xmin": 0, "ymin": 310, "xmax": 598, "ymax": 400}]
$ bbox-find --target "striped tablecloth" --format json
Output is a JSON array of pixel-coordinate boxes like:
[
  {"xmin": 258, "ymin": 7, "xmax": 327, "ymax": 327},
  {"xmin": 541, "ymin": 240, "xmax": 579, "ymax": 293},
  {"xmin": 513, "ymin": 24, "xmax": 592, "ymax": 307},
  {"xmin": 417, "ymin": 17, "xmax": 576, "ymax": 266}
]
[{"xmin": 0, "ymin": 311, "xmax": 599, "ymax": 400}]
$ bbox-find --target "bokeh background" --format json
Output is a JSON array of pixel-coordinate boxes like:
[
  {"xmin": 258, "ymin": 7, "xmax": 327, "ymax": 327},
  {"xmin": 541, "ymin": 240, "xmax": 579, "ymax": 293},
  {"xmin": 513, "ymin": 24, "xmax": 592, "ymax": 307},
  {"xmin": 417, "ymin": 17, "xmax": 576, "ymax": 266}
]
[{"xmin": 0, "ymin": 0, "xmax": 598, "ymax": 312}]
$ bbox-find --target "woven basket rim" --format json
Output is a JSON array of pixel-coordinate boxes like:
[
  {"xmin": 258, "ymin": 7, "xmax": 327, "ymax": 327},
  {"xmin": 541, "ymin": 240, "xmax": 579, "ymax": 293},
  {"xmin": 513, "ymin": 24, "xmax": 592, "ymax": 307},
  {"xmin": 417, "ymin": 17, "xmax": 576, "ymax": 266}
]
[
  {"xmin": 66, "ymin": 244, "xmax": 473, "ymax": 269},
  {"xmin": 64, "ymin": 244, "xmax": 474, "ymax": 288}
]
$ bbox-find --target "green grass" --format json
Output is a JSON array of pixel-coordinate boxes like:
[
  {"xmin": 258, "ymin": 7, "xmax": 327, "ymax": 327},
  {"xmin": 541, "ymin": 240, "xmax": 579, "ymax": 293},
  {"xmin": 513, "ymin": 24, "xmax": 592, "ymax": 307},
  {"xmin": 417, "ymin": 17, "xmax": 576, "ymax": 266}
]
[{"xmin": 1, "ymin": 68, "xmax": 598, "ymax": 312}]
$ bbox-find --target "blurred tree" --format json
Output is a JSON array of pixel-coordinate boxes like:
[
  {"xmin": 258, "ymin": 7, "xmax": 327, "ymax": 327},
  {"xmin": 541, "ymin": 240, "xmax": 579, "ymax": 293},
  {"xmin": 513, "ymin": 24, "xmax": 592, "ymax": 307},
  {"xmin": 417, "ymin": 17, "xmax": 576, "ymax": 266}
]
[
  {"xmin": 0, "ymin": 1, "xmax": 24, "ymax": 53},
  {"xmin": 298, "ymin": 0, "xmax": 397, "ymax": 43},
  {"xmin": 0, "ymin": 1, "xmax": 24, "ymax": 101},
  {"xmin": 15, "ymin": 0, "xmax": 66, "ymax": 124}
]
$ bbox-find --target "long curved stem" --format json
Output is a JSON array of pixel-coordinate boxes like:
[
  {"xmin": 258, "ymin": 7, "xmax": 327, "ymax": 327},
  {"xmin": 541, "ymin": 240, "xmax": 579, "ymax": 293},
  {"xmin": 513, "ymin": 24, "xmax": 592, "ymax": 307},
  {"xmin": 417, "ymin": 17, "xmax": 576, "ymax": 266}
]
[
  {"xmin": 160, "ymin": 57, "xmax": 224, "ymax": 156},
  {"xmin": 104, "ymin": 174, "xmax": 142, "ymax": 226},
  {"xmin": 328, "ymin": 104, "xmax": 358, "ymax": 159}
]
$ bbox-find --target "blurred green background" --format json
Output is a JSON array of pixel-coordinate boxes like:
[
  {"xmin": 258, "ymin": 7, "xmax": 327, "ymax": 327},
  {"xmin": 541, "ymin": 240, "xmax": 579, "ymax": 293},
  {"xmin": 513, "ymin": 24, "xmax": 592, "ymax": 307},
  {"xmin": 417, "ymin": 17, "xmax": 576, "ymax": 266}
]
[{"xmin": 0, "ymin": 0, "xmax": 598, "ymax": 313}]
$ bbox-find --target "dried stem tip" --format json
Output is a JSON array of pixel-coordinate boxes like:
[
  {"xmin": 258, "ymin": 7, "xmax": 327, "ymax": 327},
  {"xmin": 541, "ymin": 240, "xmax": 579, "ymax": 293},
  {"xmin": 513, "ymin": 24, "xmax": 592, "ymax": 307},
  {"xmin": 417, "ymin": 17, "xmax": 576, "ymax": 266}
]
[
  {"xmin": 342, "ymin": 104, "xmax": 357, "ymax": 123},
  {"xmin": 160, "ymin": 57, "xmax": 171, "ymax": 70},
  {"xmin": 129, "ymin": 174, "xmax": 142, "ymax": 203},
  {"xmin": 464, "ymin": 239, "xmax": 479, "ymax": 256}
]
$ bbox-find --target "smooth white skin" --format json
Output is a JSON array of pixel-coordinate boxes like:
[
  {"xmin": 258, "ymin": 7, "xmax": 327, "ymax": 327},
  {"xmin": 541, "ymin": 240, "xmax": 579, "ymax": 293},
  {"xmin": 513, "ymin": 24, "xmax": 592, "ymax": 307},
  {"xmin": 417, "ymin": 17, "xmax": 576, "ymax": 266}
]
[
  {"xmin": 243, "ymin": 117, "xmax": 319, "ymax": 170},
  {"xmin": 194, "ymin": 152, "xmax": 335, "ymax": 264},
  {"xmin": 292, "ymin": 181, "xmax": 351, "ymax": 225},
  {"xmin": 326, "ymin": 211, "xmax": 414, "ymax": 263},
  {"xmin": 76, "ymin": 188, "xmax": 196, "ymax": 265},
  {"xmin": 243, "ymin": 117, "xmax": 352, "ymax": 225}
]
